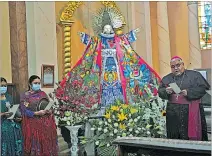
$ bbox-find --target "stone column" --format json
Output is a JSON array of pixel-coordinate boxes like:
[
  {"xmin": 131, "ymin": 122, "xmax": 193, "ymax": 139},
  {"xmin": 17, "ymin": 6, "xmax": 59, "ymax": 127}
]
[
  {"xmin": 188, "ymin": 2, "xmax": 202, "ymax": 69},
  {"xmin": 62, "ymin": 22, "xmax": 74, "ymax": 76},
  {"xmin": 157, "ymin": 2, "xmax": 172, "ymax": 77},
  {"xmin": 150, "ymin": 2, "xmax": 160, "ymax": 73},
  {"xmin": 167, "ymin": 2, "xmax": 190, "ymax": 68},
  {"xmin": 8, "ymin": 1, "xmax": 29, "ymax": 100},
  {"xmin": 144, "ymin": 2, "xmax": 153, "ymax": 66}
]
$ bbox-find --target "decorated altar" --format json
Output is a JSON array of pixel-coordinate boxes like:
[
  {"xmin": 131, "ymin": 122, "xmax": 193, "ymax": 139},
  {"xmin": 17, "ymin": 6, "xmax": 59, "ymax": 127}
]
[{"xmin": 53, "ymin": 1, "xmax": 168, "ymax": 156}]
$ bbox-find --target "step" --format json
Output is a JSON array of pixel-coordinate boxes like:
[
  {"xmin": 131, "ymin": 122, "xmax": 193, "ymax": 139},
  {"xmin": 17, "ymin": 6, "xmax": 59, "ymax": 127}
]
[
  {"xmin": 60, "ymin": 148, "xmax": 71, "ymax": 155},
  {"xmin": 58, "ymin": 135, "xmax": 69, "ymax": 153}
]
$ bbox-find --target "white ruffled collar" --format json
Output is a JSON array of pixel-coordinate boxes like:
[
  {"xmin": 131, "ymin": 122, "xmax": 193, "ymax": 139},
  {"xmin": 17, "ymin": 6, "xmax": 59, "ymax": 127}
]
[{"xmin": 100, "ymin": 33, "xmax": 115, "ymax": 38}]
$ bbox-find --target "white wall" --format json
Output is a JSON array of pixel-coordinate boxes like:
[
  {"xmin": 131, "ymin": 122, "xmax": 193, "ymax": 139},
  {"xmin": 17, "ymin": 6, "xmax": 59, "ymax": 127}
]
[{"xmin": 26, "ymin": 2, "xmax": 58, "ymax": 94}]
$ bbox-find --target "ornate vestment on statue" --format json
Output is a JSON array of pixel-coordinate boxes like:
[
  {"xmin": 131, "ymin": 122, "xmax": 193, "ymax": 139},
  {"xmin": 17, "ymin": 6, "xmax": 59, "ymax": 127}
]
[{"xmin": 55, "ymin": 6, "xmax": 161, "ymax": 109}]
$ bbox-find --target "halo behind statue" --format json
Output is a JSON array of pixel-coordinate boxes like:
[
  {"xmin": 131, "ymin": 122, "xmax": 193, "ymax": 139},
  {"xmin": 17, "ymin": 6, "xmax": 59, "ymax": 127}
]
[{"xmin": 92, "ymin": 7, "xmax": 125, "ymax": 35}]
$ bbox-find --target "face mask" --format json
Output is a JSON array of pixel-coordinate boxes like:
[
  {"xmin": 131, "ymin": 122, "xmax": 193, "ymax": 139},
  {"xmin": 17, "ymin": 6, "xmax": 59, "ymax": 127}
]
[
  {"xmin": 31, "ymin": 84, "xmax": 41, "ymax": 91},
  {"xmin": 0, "ymin": 87, "xmax": 7, "ymax": 94}
]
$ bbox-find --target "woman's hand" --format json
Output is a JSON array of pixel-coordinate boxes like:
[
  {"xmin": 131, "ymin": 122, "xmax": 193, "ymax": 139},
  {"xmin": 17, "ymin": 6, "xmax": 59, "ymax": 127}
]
[
  {"xmin": 34, "ymin": 110, "xmax": 47, "ymax": 116},
  {"xmin": 5, "ymin": 112, "xmax": 13, "ymax": 118},
  {"xmin": 0, "ymin": 112, "xmax": 6, "ymax": 117},
  {"xmin": 46, "ymin": 109, "xmax": 53, "ymax": 114},
  {"xmin": 14, "ymin": 117, "xmax": 22, "ymax": 122},
  {"xmin": 0, "ymin": 112, "xmax": 13, "ymax": 118}
]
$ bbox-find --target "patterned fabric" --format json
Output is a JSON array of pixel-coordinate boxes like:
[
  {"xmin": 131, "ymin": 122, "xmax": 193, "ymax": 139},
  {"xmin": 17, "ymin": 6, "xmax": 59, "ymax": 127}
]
[
  {"xmin": 20, "ymin": 91, "xmax": 58, "ymax": 156},
  {"xmin": 1, "ymin": 94, "xmax": 23, "ymax": 156},
  {"xmin": 56, "ymin": 30, "xmax": 161, "ymax": 108}
]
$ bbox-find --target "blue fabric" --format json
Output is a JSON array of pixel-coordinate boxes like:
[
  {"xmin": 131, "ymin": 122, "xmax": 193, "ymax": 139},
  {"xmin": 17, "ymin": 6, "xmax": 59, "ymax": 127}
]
[
  {"xmin": 20, "ymin": 92, "xmax": 35, "ymax": 117},
  {"xmin": 20, "ymin": 104, "xmax": 35, "ymax": 118},
  {"xmin": 1, "ymin": 94, "xmax": 23, "ymax": 156},
  {"xmin": 126, "ymin": 30, "xmax": 137, "ymax": 43},
  {"xmin": 81, "ymin": 33, "xmax": 91, "ymax": 45}
]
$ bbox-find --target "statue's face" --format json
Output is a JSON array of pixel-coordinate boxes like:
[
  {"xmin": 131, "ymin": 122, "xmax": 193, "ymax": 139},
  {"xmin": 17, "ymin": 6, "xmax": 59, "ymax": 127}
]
[
  {"xmin": 108, "ymin": 73, "xmax": 113, "ymax": 81},
  {"xmin": 103, "ymin": 25, "xmax": 113, "ymax": 34}
]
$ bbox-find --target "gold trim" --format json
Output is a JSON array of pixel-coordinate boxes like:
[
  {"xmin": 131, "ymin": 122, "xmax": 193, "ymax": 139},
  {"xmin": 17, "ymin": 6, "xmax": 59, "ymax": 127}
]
[
  {"xmin": 62, "ymin": 22, "xmax": 74, "ymax": 76},
  {"xmin": 101, "ymin": 1, "xmax": 126, "ymax": 25},
  {"xmin": 60, "ymin": 1, "xmax": 83, "ymax": 22}
]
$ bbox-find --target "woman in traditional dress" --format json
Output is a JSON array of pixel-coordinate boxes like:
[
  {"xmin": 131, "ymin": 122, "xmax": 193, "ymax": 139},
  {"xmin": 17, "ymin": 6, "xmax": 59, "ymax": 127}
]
[
  {"xmin": 20, "ymin": 75, "xmax": 58, "ymax": 156},
  {"xmin": 0, "ymin": 77, "xmax": 23, "ymax": 156}
]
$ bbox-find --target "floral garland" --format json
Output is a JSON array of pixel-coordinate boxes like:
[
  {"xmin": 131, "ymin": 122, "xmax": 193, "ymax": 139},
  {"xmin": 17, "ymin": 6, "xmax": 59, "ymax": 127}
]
[{"xmin": 81, "ymin": 97, "xmax": 167, "ymax": 156}]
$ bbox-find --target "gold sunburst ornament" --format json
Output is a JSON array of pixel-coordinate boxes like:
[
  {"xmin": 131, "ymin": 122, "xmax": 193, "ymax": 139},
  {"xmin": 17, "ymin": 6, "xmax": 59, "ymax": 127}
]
[{"xmin": 92, "ymin": 6, "xmax": 126, "ymax": 35}]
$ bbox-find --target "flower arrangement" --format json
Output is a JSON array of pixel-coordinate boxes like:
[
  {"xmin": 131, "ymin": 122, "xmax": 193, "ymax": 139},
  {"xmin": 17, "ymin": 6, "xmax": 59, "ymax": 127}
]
[
  {"xmin": 81, "ymin": 97, "xmax": 167, "ymax": 156},
  {"xmin": 49, "ymin": 92, "xmax": 98, "ymax": 127}
]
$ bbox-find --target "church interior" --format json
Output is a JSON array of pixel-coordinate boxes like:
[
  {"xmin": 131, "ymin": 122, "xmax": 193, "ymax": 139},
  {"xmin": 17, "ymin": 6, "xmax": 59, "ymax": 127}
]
[
  {"xmin": 0, "ymin": 1, "xmax": 211, "ymax": 155},
  {"xmin": 0, "ymin": 1, "xmax": 211, "ymax": 95}
]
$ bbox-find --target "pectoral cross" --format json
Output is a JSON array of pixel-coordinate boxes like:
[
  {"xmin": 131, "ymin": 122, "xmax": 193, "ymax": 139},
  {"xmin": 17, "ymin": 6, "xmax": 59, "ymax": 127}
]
[{"xmin": 176, "ymin": 94, "xmax": 179, "ymax": 101}]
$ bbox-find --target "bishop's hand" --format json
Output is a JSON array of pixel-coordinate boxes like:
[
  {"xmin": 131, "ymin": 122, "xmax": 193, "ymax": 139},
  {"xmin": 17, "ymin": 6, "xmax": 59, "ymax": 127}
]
[
  {"xmin": 181, "ymin": 89, "xmax": 187, "ymax": 96},
  {"xmin": 166, "ymin": 87, "xmax": 173, "ymax": 94}
]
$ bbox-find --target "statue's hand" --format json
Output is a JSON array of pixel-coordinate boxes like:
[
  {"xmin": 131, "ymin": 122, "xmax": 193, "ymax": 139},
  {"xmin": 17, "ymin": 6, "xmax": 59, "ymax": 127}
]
[
  {"xmin": 77, "ymin": 31, "xmax": 83, "ymax": 37},
  {"xmin": 134, "ymin": 28, "xmax": 141, "ymax": 33}
]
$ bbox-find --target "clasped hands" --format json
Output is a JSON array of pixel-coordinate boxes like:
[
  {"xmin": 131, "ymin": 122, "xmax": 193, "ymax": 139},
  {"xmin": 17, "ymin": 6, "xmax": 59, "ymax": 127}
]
[{"xmin": 166, "ymin": 87, "xmax": 187, "ymax": 96}]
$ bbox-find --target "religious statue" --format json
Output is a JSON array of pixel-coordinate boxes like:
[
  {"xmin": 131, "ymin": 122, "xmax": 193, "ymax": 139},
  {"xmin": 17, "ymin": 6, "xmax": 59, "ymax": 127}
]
[{"xmin": 55, "ymin": 7, "xmax": 161, "ymax": 109}]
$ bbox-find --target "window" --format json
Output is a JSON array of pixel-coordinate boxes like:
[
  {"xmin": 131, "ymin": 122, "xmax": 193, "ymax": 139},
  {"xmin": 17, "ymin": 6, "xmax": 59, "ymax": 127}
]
[{"xmin": 198, "ymin": 2, "xmax": 211, "ymax": 49}]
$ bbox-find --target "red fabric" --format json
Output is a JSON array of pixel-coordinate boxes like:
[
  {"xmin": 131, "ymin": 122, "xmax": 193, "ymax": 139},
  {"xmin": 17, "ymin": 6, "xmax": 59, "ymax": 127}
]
[
  {"xmin": 60, "ymin": 38, "xmax": 95, "ymax": 88},
  {"xmin": 96, "ymin": 41, "xmax": 103, "ymax": 104},
  {"xmin": 22, "ymin": 114, "xmax": 58, "ymax": 156},
  {"xmin": 115, "ymin": 35, "xmax": 128, "ymax": 103},
  {"xmin": 121, "ymin": 35, "xmax": 161, "ymax": 81},
  {"xmin": 56, "ymin": 34, "xmax": 161, "ymax": 106}
]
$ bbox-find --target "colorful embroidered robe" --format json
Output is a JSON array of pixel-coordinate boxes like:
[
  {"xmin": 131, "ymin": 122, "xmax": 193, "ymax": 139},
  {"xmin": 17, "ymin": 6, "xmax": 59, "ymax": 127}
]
[
  {"xmin": 20, "ymin": 91, "xmax": 58, "ymax": 156},
  {"xmin": 56, "ymin": 30, "xmax": 161, "ymax": 108}
]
